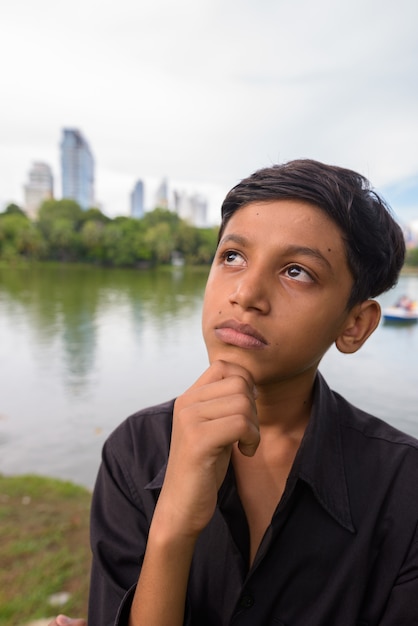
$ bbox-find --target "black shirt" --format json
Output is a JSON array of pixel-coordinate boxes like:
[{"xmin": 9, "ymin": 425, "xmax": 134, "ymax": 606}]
[{"xmin": 88, "ymin": 373, "xmax": 418, "ymax": 625}]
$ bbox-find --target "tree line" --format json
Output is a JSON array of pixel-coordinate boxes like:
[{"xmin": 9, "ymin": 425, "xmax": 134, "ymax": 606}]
[
  {"xmin": 0, "ymin": 200, "xmax": 219, "ymax": 266},
  {"xmin": 1, "ymin": 199, "xmax": 417, "ymax": 269}
]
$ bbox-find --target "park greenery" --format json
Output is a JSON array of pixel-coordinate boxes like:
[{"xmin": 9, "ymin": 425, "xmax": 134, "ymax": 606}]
[
  {"xmin": 0, "ymin": 474, "xmax": 90, "ymax": 625},
  {"xmin": 1, "ymin": 200, "xmax": 418, "ymax": 268},
  {"xmin": 407, "ymin": 246, "xmax": 418, "ymax": 267},
  {"xmin": 0, "ymin": 200, "xmax": 219, "ymax": 267}
]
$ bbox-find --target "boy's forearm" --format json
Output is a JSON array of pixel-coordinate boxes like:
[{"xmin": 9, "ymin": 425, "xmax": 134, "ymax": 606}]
[
  {"xmin": 128, "ymin": 517, "xmax": 198, "ymax": 626},
  {"xmin": 129, "ymin": 360, "xmax": 258, "ymax": 625}
]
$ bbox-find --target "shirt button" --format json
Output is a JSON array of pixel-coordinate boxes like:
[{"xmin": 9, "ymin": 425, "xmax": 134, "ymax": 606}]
[{"xmin": 239, "ymin": 592, "xmax": 254, "ymax": 608}]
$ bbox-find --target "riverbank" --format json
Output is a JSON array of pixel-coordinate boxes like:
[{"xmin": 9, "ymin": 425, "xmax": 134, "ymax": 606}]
[{"xmin": 0, "ymin": 474, "xmax": 91, "ymax": 626}]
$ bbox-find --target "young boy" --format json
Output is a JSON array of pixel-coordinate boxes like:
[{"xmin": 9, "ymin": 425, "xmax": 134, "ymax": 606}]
[{"xmin": 51, "ymin": 159, "xmax": 418, "ymax": 625}]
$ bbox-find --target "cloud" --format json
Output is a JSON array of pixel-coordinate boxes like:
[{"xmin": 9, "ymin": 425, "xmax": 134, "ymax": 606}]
[{"xmin": 1, "ymin": 0, "xmax": 417, "ymax": 222}]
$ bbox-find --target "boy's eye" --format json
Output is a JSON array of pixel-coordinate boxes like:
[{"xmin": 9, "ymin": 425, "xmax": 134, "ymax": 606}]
[
  {"xmin": 222, "ymin": 250, "xmax": 245, "ymax": 266},
  {"xmin": 285, "ymin": 265, "xmax": 313, "ymax": 282}
]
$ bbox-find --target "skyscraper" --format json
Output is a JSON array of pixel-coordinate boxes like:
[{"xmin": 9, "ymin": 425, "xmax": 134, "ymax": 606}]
[
  {"xmin": 60, "ymin": 128, "xmax": 95, "ymax": 210},
  {"xmin": 131, "ymin": 179, "xmax": 144, "ymax": 218},
  {"xmin": 23, "ymin": 161, "xmax": 54, "ymax": 219},
  {"xmin": 173, "ymin": 189, "xmax": 208, "ymax": 226},
  {"xmin": 155, "ymin": 177, "xmax": 169, "ymax": 209}
]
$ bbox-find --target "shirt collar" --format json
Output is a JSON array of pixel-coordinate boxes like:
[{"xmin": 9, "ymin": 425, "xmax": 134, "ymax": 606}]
[
  {"xmin": 291, "ymin": 371, "xmax": 355, "ymax": 533},
  {"xmin": 145, "ymin": 372, "xmax": 355, "ymax": 533}
]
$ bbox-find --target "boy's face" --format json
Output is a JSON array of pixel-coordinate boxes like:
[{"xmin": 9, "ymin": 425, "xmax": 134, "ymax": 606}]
[{"xmin": 202, "ymin": 199, "xmax": 355, "ymax": 388}]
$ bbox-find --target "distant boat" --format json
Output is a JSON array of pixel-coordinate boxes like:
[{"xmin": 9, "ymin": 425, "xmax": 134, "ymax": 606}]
[{"xmin": 383, "ymin": 297, "xmax": 418, "ymax": 323}]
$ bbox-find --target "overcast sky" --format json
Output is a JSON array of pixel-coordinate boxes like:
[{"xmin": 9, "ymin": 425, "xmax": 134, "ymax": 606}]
[{"xmin": 1, "ymin": 0, "xmax": 418, "ymax": 224}]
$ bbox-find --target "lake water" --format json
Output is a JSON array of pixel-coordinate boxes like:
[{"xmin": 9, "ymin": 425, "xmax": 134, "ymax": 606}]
[{"xmin": 0, "ymin": 265, "xmax": 417, "ymax": 489}]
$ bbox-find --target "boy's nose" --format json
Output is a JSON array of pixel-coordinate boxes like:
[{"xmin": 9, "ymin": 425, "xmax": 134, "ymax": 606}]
[{"xmin": 228, "ymin": 270, "xmax": 271, "ymax": 314}]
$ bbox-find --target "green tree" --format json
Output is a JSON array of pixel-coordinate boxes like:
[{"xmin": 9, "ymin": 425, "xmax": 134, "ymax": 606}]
[
  {"xmin": 195, "ymin": 227, "xmax": 218, "ymax": 264},
  {"xmin": 80, "ymin": 220, "xmax": 106, "ymax": 262},
  {"xmin": 47, "ymin": 218, "xmax": 82, "ymax": 261},
  {"xmin": 1, "ymin": 203, "xmax": 26, "ymax": 217},
  {"xmin": 0, "ymin": 213, "xmax": 46, "ymax": 261},
  {"xmin": 142, "ymin": 207, "xmax": 181, "ymax": 230},
  {"xmin": 173, "ymin": 224, "xmax": 218, "ymax": 264},
  {"xmin": 174, "ymin": 222, "xmax": 200, "ymax": 260},
  {"xmin": 0, "ymin": 197, "xmax": 217, "ymax": 267},
  {"xmin": 37, "ymin": 199, "xmax": 84, "ymax": 236},
  {"xmin": 80, "ymin": 207, "xmax": 111, "ymax": 225},
  {"xmin": 102, "ymin": 218, "xmax": 151, "ymax": 267},
  {"xmin": 36, "ymin": 199, "xmax": 84, "ymax": 260},
  {"xmin": 144, "ymin": 222, "xmax": 175, "ymax": 264},
  {"xmin": 406, "ymin": 247, "xmax": 418, "ymax": 267},
  {"xmin": 77, "ymin": 208, "xmax": 111, "ymax": 262}
]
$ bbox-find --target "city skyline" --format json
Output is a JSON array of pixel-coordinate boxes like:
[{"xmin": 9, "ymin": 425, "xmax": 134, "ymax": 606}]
[
  {"xmin": 15, "ymin": 129, "xmax": 212, "ymax": 226},
  {"xmin": 3, "ymin": 133, "xmax": 224, "ymax": 225},
  {"xmin": 6, "ymin": 128, "xmax": 418, "ymax": 232},
  {"xmin": 3, "ymin": 121, "xmax": 418, "ymax": 229}
]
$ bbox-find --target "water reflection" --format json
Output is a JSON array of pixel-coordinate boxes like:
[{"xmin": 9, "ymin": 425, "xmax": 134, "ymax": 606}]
[
  {"xmin": 0, "ymin": 265, "xmax": 209, "ymax": 397},
  {"xmin": 0, "ymin": 265, "xmax": 417, "ymax": 488}
]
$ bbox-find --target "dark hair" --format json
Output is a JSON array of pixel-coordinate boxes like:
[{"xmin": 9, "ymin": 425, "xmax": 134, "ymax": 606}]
[{"xmin": 219, "ymin": 159, "xmax": 405, "ymax": 308}]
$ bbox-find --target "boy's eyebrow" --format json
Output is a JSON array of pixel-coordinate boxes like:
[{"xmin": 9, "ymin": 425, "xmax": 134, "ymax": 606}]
[
  {"xmin": 284, "ymin": 245, "xmax": 333, "ymax": 271},
  {"xmin": 219, "ymin": 234, "xmax": 248, "ymax": 247},
  {"xmin": 219, "ymin": 235, "xmax": 333, "ymax": 271}
]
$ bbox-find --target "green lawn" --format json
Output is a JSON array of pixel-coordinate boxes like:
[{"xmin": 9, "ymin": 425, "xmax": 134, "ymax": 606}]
[{"xmin": 0, "ymin": 474, "xmax": 91, "ymax": 626}]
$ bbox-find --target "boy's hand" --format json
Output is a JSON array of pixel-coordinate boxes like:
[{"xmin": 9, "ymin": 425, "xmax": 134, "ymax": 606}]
[
  {"xmin": 155, "ymin": 360, "xmax": 260, "ymax": 537},
  {"xmin": 48, "ymin": 616, "xmax": 87, "ymax": 626}
]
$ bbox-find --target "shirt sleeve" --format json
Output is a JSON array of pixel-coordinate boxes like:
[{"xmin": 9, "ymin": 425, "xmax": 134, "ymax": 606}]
[
  {"xmin": 87, "ymin": 420, "xmax": 192, "ymax": 626},
  {"xmin": 88, "ymin": 438, "xmax": 150, "ymax": 626},
  {"xmin": 378, "ymin": 521, "xmax": 418, "ymax": 625}
]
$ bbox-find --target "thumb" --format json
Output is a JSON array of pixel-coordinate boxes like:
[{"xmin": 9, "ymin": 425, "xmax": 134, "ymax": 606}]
[{"xmin": 237, "ymin": 421, "xmax": 260, "ymax": 457}]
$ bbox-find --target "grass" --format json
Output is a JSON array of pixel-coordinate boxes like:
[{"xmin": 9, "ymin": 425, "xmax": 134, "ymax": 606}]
[{"xmin": 0, "ymin": 474, "xmax": 91, "ymax": 626}]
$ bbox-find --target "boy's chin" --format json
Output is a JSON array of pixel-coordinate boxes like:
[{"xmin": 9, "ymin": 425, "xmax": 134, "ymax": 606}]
[{"xmin": 207, "ymin": 348, "xmax": 259, "ymax": 376}]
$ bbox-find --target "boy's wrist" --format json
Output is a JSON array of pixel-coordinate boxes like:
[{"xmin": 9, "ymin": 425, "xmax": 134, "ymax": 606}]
[{"xmin": 149, "ymin": 503, "xmax": 203, "ymax": 547}]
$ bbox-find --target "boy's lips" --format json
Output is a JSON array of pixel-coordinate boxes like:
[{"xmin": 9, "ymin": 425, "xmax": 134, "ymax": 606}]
[{"xmin": 214, "ymin": 319, "xmax": 268, "ymax": 349}]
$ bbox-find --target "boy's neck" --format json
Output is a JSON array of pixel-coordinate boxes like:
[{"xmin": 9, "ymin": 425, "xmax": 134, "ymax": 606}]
[{"xmin": 254, "ymin": 369, "xmax": 316, "ymax": 434}]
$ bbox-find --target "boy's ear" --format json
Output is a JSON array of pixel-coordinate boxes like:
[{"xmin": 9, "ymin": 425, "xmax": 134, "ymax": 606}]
[{"xmin": 335, "ymin": 300, "xmax": 381, "ymax": 354}]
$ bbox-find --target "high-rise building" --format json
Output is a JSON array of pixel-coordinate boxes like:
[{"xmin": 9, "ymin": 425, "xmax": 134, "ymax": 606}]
[
  {"xmin": 173, "ymin": 189, "xmax": 208, "ymax": 226},
  {"xmin": 60, "ymin": 128, "xmax": 95, "ymax": 210},
  {"xmin": 131, "ymin": 180, "xmax": 144, "ymax": 218},
  {"xmin": 23, "ymin": 161, "xmax": 54, "ymax": 219},
  {"xmin": 155, "ymin": 177, "xmax": 169, "ymax": 209}
]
